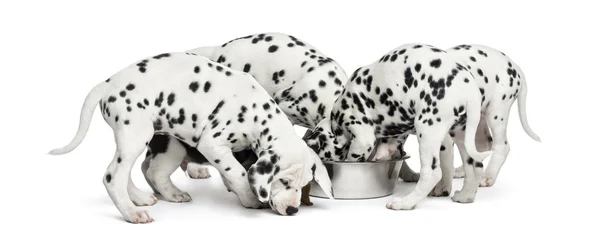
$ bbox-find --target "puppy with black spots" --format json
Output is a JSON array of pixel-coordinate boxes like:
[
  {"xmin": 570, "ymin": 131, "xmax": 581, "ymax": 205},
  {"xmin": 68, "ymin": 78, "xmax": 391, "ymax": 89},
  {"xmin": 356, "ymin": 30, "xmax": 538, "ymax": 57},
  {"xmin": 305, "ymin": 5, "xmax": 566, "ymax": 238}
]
[
  {"xmin": 305, "ymin": 43, "xmax": 492, "ymax": 210},
  {"xmin": 373, "ymin": 44, "xmax": 541, "ymax": 192},
  {"xmin": 48, "ymin": 52, "xmax": 333, "ymax": 223},
  {"xmin": 140, "ymin": 33, "xmax": 348, "ymax": 206}
]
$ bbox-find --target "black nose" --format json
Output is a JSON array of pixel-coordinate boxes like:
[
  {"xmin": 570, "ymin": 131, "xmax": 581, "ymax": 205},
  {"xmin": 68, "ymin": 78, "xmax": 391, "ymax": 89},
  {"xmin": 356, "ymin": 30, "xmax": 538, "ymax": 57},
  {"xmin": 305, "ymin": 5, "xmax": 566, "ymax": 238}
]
[{"xmin": 286, "ymin": 206, "xmax": 298, "ymax": 215}]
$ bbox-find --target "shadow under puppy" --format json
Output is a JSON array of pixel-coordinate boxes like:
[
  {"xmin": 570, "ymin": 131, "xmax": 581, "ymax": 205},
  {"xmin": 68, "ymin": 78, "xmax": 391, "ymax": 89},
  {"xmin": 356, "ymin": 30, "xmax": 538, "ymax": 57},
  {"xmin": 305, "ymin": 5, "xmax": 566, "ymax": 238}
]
[{"xmin": 48, "ymin": 52, "xmax": 333, "ymax": 223}]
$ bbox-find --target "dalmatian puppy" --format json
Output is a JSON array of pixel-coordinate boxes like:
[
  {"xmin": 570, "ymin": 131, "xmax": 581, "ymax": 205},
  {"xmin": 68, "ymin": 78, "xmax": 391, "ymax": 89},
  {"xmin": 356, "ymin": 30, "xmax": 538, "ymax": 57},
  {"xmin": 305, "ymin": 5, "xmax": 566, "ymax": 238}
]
[
  {"xmin": 305, "ymin": 43, "xmax": 493, "ymax": 210},
  {"xmin": 374, "ymin": 44, "xmax": 541, "ymax": 190},
  {"xmin": 48, "ymin": 52, "xmax": 334, "ymax": 223},
  {"xmin": 138, "ymin": 33, "xmax": 349, "ymax": 204}
]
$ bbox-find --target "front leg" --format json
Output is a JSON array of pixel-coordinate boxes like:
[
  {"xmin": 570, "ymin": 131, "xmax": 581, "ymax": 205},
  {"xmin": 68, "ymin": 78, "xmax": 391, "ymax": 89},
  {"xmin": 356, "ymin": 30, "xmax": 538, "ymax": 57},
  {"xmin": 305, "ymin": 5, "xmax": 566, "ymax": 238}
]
[
  {"xmin": 196, "ymin": 143, "xmax": 263, "ymax": 209},
  {"xmin": 346, "ymin": 125, "xmax": 376, "ymax": 162}
]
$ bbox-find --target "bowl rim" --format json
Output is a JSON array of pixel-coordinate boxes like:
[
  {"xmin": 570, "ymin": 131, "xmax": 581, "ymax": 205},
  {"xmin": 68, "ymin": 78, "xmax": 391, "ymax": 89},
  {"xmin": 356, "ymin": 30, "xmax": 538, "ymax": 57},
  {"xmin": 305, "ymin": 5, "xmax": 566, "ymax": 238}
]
[{"xmin": 320, "ymin": 155, "xmax": 410, "ymax": 165}]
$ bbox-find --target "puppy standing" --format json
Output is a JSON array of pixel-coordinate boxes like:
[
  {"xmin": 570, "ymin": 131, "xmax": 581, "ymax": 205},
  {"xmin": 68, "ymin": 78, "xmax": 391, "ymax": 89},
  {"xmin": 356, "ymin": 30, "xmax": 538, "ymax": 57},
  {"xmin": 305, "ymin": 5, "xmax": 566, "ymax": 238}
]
[
  {"xmin": 377, "ymin": 44, "xmax": 541, "ymax": 191},
  {"xmin": 48, "ymin": 52, "xmax": 333, "ymax": 223},
  {"xmin": 305, "ymin": 44, "xmax": 492, "ymax": 210},
  {"xmin": 140, "ymin": 33, "xmax": 349, "ymax": 206}
]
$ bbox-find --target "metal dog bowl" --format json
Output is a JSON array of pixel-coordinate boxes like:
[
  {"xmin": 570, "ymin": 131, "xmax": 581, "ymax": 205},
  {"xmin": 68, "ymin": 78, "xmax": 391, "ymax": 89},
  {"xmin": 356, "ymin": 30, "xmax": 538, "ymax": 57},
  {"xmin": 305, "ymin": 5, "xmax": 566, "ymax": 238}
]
[{"xmin": 309, "ymin": 156, "xmax": 408, "ymax": 200}]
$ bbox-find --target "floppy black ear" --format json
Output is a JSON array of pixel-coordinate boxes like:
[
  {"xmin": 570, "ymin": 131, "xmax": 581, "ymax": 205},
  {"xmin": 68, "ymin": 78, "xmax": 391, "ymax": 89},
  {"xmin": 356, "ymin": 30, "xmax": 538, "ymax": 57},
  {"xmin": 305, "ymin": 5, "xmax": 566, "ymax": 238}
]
[{"xmin": 247, "ymin": 150, "xmax": 281, "ymax": 203}]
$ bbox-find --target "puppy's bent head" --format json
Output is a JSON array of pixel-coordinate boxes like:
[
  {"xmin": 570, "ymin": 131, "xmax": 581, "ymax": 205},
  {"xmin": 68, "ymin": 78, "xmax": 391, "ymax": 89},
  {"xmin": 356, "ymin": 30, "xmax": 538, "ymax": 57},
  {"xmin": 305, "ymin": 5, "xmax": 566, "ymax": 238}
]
[{"xmin": 247, "ymin": 145, "xmax": 333, "ymax": 216}]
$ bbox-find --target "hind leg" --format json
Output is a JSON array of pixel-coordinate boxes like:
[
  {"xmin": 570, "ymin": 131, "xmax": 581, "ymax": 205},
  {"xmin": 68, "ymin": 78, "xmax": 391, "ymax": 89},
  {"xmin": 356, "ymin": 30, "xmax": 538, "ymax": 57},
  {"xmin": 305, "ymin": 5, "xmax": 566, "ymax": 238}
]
[
  {"xmin": 450, "ymin": 130, "xmax": 484, "ymax": 203},
  {"xmin": 429, "ymin": 134, "xmax": 454, "ymax": 197},
  {"xmin": 480, "ymin": 105, "xmax": 512, "ymax": 187},
  {"xmin": 104, "ymin": 122, "xmax": 155, "ymax": 223},
  {"xmin": 144, "ymin": 138, "xmax": 192, "ymax": 203},
  {"xmin": 387, "ymin": 122, "xmax": 449, "ymax": 210},
  {"xmin": 453, "ymin": 116, "xmax": 491, "ymax": 178}
]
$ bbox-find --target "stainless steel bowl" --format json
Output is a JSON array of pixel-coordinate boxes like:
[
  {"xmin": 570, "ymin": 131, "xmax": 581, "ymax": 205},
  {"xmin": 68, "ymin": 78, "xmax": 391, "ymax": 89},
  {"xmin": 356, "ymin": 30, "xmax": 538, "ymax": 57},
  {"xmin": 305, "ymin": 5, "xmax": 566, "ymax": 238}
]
[{"xmin": 309, "ymin": 156, "xmax": 408, "ymax": 200}]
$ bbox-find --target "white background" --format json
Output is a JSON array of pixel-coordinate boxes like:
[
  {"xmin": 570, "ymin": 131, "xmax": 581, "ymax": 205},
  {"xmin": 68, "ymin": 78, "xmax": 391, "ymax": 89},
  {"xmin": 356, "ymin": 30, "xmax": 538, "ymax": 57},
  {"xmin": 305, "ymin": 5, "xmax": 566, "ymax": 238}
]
[{"xmin": 1, "ymin": 0, "xmax": 598, "ymax": 237}]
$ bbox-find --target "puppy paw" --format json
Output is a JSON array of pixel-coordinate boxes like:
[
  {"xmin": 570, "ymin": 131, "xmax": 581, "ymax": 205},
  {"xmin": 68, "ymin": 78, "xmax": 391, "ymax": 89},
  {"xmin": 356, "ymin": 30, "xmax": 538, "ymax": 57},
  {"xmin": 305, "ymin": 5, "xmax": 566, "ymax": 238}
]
[
  {"xmin": 130, "ymin": 191, "xmax": 158, "ymax": 207},
  {"xmin": 186, "ymin": 164, "xmax": 212, "ymax": 179},
  {"xmin": 386, "ymin": 198, "xmax": 416, "ymax": 210},
  {"xmin": 239, "ymin": 192, "xmax": 263, "ymax": 209},
  {"xmin": 453, "ymin": 166, "xmax": 465, "ymax": 178},
  {"xmin": 125, "ymin": 209, "xmax": 154, "ymax": 224},
  {"xmin": 428, "ymin": 183, "xmax": 450, "ymax": 197},
  {"xmin": 164, "ymin": 191, "xmax": 192, "ymax": 203},
  {"xmin": 479, "ymin": 176, "xmax": 495, "ymax": 187},
  {"xmin": 451, "ymin": 190, "xmax": 475, "ymax": 203}
]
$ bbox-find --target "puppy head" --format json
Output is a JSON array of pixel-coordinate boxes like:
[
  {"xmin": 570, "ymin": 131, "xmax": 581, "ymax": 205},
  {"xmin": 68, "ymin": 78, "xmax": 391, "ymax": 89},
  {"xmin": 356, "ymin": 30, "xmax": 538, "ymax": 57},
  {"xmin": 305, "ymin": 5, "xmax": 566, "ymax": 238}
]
[
  {"xmin": 247, "ymin": 146, "xmax": 333, "ymax": 216},
  {"xmin": 303, "ymin": 118, "xmax": 349, "ymax": 162}
]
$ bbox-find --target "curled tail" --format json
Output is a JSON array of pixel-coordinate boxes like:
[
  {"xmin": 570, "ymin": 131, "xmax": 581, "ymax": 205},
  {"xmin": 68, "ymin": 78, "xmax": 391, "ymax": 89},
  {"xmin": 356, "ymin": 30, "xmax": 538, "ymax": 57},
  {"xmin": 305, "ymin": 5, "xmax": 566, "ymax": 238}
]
[
  {"xmin": 463, "ymin": 96, "xmax": 493, "ymax": 162},
  {"xmin": 48, "ymin": 82, "xmax": 109, "ymax": 155},
  {"xmin": 516, "ymin": 72, "xmax": 541, "ymax": 142}
]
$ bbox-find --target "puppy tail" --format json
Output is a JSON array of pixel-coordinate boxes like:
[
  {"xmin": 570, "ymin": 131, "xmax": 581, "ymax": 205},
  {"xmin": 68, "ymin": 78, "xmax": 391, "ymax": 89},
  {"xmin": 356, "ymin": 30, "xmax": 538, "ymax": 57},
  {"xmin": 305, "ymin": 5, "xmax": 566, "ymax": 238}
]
[
  {"xmin": 516, "ymin": 71, "xmax": 541, "ymax": 142},
  {"xmin": 48, "ymin": 82, "xmax": 109, "ymax": 155},
  {"xmin": 463, "ymin": 95, "xmax": 492, "ymax": 162}
]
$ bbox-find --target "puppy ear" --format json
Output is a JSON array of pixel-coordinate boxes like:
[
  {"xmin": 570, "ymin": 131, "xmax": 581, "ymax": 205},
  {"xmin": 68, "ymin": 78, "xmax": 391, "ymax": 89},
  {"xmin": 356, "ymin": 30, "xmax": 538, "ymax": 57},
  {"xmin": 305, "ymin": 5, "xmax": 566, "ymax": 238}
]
[
  {"xmin": 247, "ymin": 151, "xmax": 282, "ymax": 203},
  {"xmin": 309, "ymin": 151, "xmax": 334, "ymax": 199}
]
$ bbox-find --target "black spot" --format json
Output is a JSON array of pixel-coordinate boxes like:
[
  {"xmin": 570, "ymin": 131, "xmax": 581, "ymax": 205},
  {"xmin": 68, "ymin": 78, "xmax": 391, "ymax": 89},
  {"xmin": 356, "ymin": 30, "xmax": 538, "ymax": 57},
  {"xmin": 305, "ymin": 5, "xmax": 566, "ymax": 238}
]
[
  {"xmin": 243, "ymin": 63, "xmax": 251, "ymax": 73},
  {"xmin": 117, "ymin": 157, "xmax": 121, "ymax": 163},
  {"xmin": 124, "ymin": 120, "xmax": 130, "ymax": 125},
  {"xmin": 194, "ymin": 66, "xmax": 200, "ymax": 73},
  {"xmin": 167, "ymin": 93, "xmax": 175, "ymax": 106},
  {"xmin": 319, "ymin": 80, "xmax": 326, "ymax": 87},
  {"xmin": 225, "ymin": 167, "xmax": 231, "ymax": 171},
  {"xmin": 415, "ymin": 63, "xmax": 422, "ymax": 72},
  {"xmin": 440, "ymin": 145, "xmax": 446, "ymax": 151},
  {"xmin": 470, "ymin": 56, "xmax": 477, "ymax": 62},
  {"xmin": 105, "ymin": 174, "xmax": 112, "ymax": 183},
  {"xmin": 126, "ymin": 84, "xmax": 135, "ymax": 91},
  {"xmin": 467, "ymin": 157, "xmax": 474, "ymax": 165},
  {"xmin": 430, "ymin": 59, "xmax": 442, "ymax": 68},
  {"xmin": 213, "ymin": 132, "xmax": 221, "ymax": 138},
  {"xmin": 259, "ymin": 187, "xmax": 268, "ymax": 198},
  {"xmin": 214, "ymin": 159, "xmax": 220, "ymax": 164},
  {"xmin": 268, "ymin": 45, "xmax": 279, "ymax": 53},
  {"xmin": 204, "ymin": 82, "xmax": 211, "ymax": 92},
  {"xmin": 152, "ymin": 53, "xmax": 170, "ymax": 59},
  {"xmin": 475, "ymin": 161, "xmax": 484, "ymax": 168},
  {"xmin": 119, "ymin": 91, "xmax": 126, "ymax": 97}
]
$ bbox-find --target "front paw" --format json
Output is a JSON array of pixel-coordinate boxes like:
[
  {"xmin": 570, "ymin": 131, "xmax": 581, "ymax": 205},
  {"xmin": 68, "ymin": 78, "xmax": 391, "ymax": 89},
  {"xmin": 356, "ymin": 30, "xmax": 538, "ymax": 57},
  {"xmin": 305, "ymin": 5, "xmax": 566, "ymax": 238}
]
[
  {"xmin": 386, "ymin": 198, "xmax": 416, "ymax": 210},
  {"xmin": 130, "ymin": 191, "xmax": 158, "ymax": 207},
  {"xmin": 479, "ymin": 176, "xmax": 496, "ymax": 187},
  {"xmin": 163, "ymin": 191, "xmax": 192, "ymax": 203},
  {"xmin": 124, "ymin": 209, "xmax": 154, "ymax": 224},
  {"xmin": 239, "ymin": 192, "xmax": 263, "ymax": 209},
  {"xmin": 454, "ymin": 166, "xmax": 465, "ymax": 178},
  {"xmin": 451, "ymin": 190, "xmax": 476, "ymax": 203},
  {"xmin": 428, "ymin": 183, "xmax": 450, "ymax": 197}
]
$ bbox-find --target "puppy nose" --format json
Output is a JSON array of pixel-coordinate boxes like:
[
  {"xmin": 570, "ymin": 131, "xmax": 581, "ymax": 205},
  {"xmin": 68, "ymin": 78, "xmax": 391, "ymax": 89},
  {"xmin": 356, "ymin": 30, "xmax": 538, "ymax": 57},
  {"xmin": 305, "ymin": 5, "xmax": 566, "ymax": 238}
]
[{"xmin": 286, "ymin": 206, "xmax": 298, "ymax": 215}]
